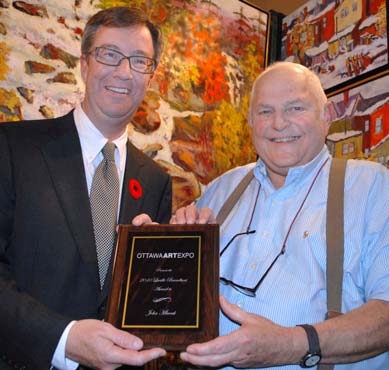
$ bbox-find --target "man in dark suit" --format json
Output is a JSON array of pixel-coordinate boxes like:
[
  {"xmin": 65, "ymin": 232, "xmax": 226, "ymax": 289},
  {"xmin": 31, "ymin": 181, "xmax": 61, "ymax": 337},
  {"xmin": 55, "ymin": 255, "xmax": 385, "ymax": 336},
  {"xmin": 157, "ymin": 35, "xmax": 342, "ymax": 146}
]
[{"xmin": 0, "ymin": 7, "xmax": 171, "ymax": 370}]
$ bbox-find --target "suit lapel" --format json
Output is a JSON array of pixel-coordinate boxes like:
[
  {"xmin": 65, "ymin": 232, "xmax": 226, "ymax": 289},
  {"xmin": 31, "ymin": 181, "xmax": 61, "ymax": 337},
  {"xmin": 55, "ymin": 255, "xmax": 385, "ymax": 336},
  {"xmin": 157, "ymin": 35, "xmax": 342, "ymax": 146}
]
[
  {"xmin": 40, "ymin": 112, "xmax": 98, "ymax": 272},
  {"xmin": 118, "ymin": 141, "xmax": 148, "ymax": 224}
]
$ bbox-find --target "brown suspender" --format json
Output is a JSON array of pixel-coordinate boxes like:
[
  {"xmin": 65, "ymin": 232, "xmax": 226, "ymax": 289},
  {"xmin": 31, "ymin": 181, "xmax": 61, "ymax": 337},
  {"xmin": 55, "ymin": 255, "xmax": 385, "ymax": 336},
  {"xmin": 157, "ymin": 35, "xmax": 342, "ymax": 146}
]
[
  {"xmin": 319, "ymin": 158, "xmax": 346, "ymax": 370},
  {"xmin": 216, "ymin": 169, "xmax": 254, "ymax": 225},
  {"xmin": 216, "ymin": 158, "xmax": 347, "ymax": 370},
  {"xmin": 325, "ymin": 158, "xmax": 346, "ymax": 319}
]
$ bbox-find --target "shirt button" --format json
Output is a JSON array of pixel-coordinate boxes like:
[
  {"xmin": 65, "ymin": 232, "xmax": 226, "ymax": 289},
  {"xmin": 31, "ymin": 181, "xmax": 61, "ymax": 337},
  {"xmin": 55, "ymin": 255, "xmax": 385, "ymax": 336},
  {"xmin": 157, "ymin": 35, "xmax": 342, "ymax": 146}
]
[
  {"xmin": 262, "ymin": 230, "xmax": 269, "ymax": 237},
  {"xmin": 250, "ymin": 263, "xmax": 257, "ymax": 269}
]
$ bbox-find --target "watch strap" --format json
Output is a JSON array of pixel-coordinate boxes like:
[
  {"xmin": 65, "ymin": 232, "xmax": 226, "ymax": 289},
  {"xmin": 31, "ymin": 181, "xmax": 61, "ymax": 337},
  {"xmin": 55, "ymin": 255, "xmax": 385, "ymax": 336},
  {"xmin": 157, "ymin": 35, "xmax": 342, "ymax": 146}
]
[
  {"xmin": 298, "ymin": 324, "xmax": 321, "ymax": 353},
  {"xmin": 297, "ymin": 324, "xmax": 322, "ymax": 368}
]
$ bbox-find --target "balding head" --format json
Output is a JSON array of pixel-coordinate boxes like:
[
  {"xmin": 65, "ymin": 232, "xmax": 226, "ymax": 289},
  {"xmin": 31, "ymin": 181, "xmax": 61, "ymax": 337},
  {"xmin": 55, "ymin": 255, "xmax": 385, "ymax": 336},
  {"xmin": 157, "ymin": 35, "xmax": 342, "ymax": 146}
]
[{"xmin": 249, "ymin": 62, "xmax": 327, "ymax": 125}]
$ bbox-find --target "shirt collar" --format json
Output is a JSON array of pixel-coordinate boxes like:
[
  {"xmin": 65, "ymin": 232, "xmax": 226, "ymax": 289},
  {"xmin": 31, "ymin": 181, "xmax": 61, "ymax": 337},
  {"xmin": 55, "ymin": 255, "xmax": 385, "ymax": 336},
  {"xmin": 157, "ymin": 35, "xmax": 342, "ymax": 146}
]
[
  {"xmin": 255, "ymin": 145, "xmax": 330, "ymax": 191},
  {"xmin": 73, "ymin": 105, "xmax": 127, "ymax": 169}
]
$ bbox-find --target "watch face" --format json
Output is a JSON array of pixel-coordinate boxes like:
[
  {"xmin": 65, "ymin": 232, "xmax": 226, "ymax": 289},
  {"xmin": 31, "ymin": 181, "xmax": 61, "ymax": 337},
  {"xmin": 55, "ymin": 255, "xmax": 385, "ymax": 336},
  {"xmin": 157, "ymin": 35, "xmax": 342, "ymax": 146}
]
[{"xmin": 305, "ymin": 354, "xmax": 321, "ymax": 367}]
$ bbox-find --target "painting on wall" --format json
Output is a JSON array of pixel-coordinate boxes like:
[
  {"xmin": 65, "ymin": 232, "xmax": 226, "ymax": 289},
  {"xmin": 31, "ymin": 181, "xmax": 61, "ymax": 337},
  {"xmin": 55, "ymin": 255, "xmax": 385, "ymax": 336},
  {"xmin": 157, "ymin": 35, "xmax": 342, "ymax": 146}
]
[
  {"xmin": 281, "ymin": 0, "xmax": 388, "ymax": 93},
  {"xmin": 326, "ymin": 71, "xmax": 389, "ymax": 167},
  {"xmin": 0, "ymin": 0, "xmax": 270, "ymax": 210}
]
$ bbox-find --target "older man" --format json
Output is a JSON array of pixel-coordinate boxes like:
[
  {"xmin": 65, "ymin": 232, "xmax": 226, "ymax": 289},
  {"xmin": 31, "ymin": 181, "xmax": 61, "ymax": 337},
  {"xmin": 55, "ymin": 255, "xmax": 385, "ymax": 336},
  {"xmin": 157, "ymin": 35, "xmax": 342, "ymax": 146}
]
[{"xmin": 169, "ymin": 62, "xmax": 389, "ymax": 369}]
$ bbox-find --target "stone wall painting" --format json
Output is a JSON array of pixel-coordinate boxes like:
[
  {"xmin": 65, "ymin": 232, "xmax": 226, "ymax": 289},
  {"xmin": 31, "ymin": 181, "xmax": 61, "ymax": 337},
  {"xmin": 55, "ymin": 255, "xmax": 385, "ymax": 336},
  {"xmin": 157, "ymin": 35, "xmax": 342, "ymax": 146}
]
[
  {"xmin": 281, "ymin": 0, "xmax": 388, "ymax": 94},
  {"xmin": 326, "ymin": 71, "xmax": 389, "ymax": 167},
  {"xmin": 0, "ymin": 0, "xmax": 269, "ymax": 211}
]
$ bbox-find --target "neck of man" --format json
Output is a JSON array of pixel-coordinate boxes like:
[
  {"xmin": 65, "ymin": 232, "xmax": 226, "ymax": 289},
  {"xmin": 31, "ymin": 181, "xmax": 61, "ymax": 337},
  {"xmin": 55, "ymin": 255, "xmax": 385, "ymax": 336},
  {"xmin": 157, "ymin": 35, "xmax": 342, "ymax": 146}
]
[
  {"xmin": 97, "ymin": 123, "xmax": 127, "ymax": 141},
  {"xmin": 267, "ymin": 170, "xmax": 287, "ymax": 189},
  {"xmin": 81, "ymin": 102, "xmax": 129, "ymax": 141}
]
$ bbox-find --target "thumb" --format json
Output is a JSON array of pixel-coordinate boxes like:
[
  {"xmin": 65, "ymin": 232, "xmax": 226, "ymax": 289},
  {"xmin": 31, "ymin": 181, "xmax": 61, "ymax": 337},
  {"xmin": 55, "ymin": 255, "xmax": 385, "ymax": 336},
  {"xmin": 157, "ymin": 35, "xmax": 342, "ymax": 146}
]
[{"xmin": 219, "ymin": 295, "xmax": 248, "ymax": 325}]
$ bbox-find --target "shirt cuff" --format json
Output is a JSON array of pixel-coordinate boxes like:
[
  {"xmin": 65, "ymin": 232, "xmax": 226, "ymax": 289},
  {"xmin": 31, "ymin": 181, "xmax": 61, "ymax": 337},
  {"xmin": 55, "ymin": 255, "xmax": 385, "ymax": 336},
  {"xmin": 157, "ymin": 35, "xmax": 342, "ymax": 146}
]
[{"xmin": 51, "ymin": 321, "xmax": 79, "ymax": 370}]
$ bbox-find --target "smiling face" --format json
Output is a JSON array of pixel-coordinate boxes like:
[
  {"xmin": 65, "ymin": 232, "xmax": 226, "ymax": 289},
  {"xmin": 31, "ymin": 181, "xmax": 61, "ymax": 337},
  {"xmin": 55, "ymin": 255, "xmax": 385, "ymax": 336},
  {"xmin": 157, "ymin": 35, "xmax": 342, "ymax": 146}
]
[
  {"xmin": 248, "ymin": 64, "xmax": 331, "ymax": 188},
  {"xmin": 80, "ymin": 25, "xmax": 154, "ymax": 139}
]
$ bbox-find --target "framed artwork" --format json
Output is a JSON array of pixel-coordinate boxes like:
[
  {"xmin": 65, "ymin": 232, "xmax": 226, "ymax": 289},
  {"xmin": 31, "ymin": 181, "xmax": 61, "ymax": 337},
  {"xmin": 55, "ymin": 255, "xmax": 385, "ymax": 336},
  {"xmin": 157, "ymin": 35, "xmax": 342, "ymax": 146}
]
[
  {"xmin": 326, "ymin": 71, "xmax": 389, "ymax": 167},
  {"xmin": 0, "ymin": 0, "xmax": 269, "ymax": 211},
  {"xmin": 281, "ymin": 0, "xmax": 388, "ymax": 94}
]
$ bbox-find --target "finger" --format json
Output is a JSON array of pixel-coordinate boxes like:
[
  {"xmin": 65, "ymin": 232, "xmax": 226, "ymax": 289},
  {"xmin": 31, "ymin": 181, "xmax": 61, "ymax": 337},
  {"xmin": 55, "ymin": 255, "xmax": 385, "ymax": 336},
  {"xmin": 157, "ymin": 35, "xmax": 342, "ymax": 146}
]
[
  {"xmin": 174, "ymin": 204, "xmax": 198, "ymax": 224},
  {"xmin": 169, "ymin": 214, "xmax": 177, "ymax": 224},
  {"xmin": 180, "ymin": 351, "xmax": 230, "ymax": 367},
  {"xmin": 181, "ymin": 335, "xmax": 240, "ymax": 368},
  {"xmin": 119, "ymin": 348, "xmax": 167, "ymax": 367},
  {"xmin": 105, "ymin": 330, "xmax": 166, "ymax": 366},
  {"xmin": 131, "ymin": 213, "xmax": 153, "ymax": 226},
  {"xmin": 109, "ymin": 328, "xmax": 144, "ymax": 351},
  {"xmin": 198, "ymin": 207, "xmax": 216, "ymax": 224},
  {"xmin": 173, "ymin": 207, "xmax": 186, "ymax": 223},
  {"xmin": 184, "ymin": 204, "xmax": 198, "ymax": 224},
  {"xmin": 185, "ymin": 331, "xmax": 238, "ymax": 356}
]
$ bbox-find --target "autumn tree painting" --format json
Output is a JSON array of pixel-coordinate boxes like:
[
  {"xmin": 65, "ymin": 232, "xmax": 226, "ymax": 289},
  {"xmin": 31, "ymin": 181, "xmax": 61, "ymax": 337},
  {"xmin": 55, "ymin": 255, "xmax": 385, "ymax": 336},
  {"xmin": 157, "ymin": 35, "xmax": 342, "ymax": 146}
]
[{"xmin": 0, "ymin": 0, "xmax": 269, "ymax": 210}]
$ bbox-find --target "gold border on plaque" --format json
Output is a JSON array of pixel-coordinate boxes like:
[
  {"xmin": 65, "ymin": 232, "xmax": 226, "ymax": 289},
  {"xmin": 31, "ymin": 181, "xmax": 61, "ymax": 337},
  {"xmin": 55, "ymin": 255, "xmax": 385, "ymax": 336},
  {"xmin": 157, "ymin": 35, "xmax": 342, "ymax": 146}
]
[{"xmin": 121, "ymin": 235, "xmax": 201, "ymax": 329}]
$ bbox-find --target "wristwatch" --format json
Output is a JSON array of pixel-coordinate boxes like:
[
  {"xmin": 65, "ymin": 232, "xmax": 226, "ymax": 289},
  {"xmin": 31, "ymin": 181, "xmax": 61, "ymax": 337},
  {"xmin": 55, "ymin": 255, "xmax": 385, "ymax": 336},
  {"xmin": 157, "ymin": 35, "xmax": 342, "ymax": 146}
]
[{"xmin": 297, "ymin": 324, "xmax": 322, "ymax": 368}]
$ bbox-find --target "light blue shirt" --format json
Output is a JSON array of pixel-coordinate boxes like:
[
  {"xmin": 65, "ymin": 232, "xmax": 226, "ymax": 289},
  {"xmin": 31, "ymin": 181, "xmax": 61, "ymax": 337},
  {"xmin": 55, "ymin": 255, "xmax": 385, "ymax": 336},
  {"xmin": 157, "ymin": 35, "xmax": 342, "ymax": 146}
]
[{"xmin": 196, "ymin": 146, "xmax": 389, "ymax": 370}]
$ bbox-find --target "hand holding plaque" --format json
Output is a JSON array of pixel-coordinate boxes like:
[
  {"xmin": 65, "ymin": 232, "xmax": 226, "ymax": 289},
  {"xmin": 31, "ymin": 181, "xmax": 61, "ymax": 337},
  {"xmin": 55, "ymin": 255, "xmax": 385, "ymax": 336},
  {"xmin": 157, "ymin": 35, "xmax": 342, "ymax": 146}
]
[{"xmin": 106, "ymin": 224, "xmax": 219, "ymax": 351}]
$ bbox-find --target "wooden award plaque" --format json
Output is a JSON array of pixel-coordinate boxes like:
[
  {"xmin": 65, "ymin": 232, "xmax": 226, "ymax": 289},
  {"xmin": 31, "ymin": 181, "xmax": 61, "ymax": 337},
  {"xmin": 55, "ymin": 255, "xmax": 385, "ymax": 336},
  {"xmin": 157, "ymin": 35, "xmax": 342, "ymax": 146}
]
[{"xmin": 106, "ymin": 224, "xmax": 219, "ymax": 351}]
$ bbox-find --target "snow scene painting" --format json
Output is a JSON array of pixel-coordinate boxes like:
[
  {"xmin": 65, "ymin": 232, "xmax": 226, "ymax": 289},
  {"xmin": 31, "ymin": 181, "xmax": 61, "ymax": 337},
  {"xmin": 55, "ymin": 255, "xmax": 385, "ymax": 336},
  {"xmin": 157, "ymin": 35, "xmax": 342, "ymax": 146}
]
[
  {"xmin": 281, "ymin": 0, "xmax": 387, "ymax": 92},
  {"xmin": 0, "ymin": 0, "xmax": 269, "ymax": 211},
  {"xmin": 326, "ymin": 72, "xmax": 389, "ymax": 167}
]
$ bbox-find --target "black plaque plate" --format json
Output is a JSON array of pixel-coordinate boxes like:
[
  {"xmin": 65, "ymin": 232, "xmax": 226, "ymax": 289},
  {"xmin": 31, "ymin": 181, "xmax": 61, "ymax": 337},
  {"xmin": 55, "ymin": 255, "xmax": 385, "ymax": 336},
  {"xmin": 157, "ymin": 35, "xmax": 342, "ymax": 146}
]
[{"xmin": 106, "ymin": 224, "xmax": 219, "ymax": 351}]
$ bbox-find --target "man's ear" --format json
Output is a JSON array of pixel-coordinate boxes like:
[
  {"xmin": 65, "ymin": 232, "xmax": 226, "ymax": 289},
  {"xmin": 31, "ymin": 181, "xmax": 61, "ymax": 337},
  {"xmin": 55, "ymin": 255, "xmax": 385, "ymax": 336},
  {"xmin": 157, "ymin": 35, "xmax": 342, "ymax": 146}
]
[
  {"xmin": 247, "ymin": 107, "xmax": 253, "ymax": 128},
  {"xmin": 80, "ymin": 54, "xmax": 88, "ymax": 83},
  {"xmin": 322, "ymin": 102, "xmax": 332, "ymax": 132}
]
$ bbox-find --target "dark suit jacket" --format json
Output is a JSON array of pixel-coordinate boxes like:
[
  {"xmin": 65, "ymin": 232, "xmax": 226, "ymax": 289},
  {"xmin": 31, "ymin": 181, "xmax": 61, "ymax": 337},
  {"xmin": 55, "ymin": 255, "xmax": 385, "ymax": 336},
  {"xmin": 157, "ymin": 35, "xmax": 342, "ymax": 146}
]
[{"xmin": 0, "ymin": 111, "xmax": 172, "ymax": 370}]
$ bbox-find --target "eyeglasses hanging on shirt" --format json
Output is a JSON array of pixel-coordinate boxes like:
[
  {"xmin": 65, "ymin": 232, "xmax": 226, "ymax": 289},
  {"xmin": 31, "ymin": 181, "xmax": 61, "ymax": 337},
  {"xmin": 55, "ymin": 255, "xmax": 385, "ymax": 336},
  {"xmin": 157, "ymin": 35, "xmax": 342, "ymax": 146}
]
[{"xmin": 219, "ymin": 158, "xmax": 329, "ymax": 297}]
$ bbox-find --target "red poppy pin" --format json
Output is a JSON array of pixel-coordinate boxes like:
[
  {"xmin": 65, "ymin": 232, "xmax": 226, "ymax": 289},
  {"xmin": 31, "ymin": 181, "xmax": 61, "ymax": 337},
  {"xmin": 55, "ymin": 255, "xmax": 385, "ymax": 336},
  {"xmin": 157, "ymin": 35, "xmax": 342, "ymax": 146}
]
[{"xmin": 129, "ymin": 179, "xmax": 142, "ymax": 199}]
